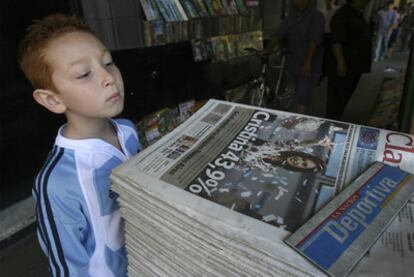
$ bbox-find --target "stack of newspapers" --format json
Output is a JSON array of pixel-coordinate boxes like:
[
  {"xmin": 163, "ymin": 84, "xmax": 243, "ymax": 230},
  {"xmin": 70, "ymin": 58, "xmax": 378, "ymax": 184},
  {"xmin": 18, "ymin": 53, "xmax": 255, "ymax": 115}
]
[{"xmin": 112, "ymin": 99, "xmax": 414, "ymax": 276}]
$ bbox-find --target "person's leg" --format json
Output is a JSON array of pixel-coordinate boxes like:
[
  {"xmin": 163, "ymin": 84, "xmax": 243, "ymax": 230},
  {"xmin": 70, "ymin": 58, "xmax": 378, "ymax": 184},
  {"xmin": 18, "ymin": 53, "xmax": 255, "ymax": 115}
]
[
  {"xmin": 387, "ymin": 28, "xmax": 398, "ymax": 57},
  {"xmin": 326, "ymin": 73, "xmax": 345, "ymax": 120},
  {"xmin": 320, "ymin": 33, "xmax": 331, "ymax": 83},
  {"xmin": 338, "ymin": 73, "xmax": 362, "ymax": 118},
  {"xmin": 294, "ymin": 76, "xmax": 313, "ymax": 114},
  {"xmin": 374, "ymin": 32, "xmax": 384, "ymax": 61},
  {"xmin": 382, "ymin": 31, "xmax": 391, "ymax": 59},
  {"xmin": 326, "ymin": 73, "xmax": 361, "ymax": 120}
]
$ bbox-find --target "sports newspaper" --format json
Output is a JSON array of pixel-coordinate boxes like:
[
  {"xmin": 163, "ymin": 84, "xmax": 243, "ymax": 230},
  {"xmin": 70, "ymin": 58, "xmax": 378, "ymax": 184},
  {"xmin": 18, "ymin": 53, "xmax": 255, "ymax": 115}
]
[
  {"xmin": 113, "ymin": 99, "xmax": 414, "ymax": 275},
  {"xmin": 285, "ymin": 162, "xmax": 414, "ymax": 277}
]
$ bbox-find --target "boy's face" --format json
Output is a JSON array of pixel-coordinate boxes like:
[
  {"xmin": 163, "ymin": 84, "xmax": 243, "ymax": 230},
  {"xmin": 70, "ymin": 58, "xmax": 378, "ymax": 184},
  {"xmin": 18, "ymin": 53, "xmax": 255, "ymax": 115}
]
[{"xmin": 44, "ymin": 31, "xmax": 124, "ymax": 120}]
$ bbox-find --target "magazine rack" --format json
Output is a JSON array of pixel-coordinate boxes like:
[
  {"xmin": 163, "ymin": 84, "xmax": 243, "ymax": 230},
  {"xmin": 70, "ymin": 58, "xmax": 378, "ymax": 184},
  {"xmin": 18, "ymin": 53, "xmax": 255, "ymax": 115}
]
[{"xmin": 79, "ymin": 0, "xmax": 263, "ymax": 63}]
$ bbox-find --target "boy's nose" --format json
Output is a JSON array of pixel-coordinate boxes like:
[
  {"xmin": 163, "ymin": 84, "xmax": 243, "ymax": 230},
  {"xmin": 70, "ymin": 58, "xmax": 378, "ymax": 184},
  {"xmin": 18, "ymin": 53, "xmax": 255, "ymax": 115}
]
[{"xmin": 101, "ymin": 66, "xmax": 116, "ymax": 87}]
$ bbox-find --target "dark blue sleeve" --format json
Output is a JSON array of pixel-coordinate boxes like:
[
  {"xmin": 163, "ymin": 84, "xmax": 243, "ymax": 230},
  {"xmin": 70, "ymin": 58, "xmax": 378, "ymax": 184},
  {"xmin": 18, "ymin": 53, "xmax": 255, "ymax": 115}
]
[
  {"xmin": 309, "ymin": 11, "xmax": 325, "ymax": 44},
  {"xmin": 276, "ymin": 17, "xmax": 291, "ymax": 39}
]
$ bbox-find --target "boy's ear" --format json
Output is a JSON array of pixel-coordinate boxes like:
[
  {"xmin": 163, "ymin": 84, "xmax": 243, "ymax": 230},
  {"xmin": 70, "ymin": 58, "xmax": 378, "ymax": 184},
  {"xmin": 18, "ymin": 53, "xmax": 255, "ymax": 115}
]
[{"xmin": 33, "ymin": 89, "xmax": 66, "ymax": 114}]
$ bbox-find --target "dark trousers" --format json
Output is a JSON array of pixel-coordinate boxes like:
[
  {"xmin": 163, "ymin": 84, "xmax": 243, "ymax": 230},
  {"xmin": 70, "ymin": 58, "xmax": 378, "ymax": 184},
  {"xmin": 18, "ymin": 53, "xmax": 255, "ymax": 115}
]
[
  {"xmin": 326, "ymin": 73, "xmax": 362, "ymax": 120},
  {"xmin": 321, "ymin": 34, "xmax": 331, "ymax": 77}
]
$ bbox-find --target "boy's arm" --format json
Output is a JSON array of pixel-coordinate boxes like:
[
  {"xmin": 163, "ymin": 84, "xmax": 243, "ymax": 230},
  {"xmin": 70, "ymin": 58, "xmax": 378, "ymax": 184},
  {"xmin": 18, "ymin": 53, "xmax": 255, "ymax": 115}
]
[{"xmin": 35, "ymin": 188, "xmax": 91, "ymax": 276}]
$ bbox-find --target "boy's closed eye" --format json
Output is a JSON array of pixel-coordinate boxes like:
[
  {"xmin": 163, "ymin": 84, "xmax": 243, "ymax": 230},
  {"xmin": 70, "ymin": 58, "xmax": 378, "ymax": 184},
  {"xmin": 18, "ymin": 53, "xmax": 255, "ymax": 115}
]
[{"xmin": 76, "ymin": 71, "xmax": 91, "ymax": 79}]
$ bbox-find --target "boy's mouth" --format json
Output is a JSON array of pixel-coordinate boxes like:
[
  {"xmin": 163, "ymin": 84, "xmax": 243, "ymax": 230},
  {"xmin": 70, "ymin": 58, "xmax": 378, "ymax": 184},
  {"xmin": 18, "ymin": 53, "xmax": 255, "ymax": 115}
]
[{"xmin": 107, "ymin": 92, "xmax": 121, "ymax": 102}]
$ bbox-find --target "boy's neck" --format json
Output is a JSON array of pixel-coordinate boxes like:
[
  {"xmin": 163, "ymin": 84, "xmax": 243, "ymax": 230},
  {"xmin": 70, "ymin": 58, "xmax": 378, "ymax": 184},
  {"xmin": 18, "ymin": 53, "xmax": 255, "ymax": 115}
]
[{"xmin": 63, "ymin": 118, "xmax": 122, "ymax": 151}]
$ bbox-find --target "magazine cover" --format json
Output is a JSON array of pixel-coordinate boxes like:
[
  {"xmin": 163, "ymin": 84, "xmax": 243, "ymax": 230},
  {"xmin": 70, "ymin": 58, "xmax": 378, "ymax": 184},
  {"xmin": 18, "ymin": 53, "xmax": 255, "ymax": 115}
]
[
  {"xmin": 233, "ymin": 14, "xmax": 242, "ymax": 33},
  {"xmin": 191, "ymin": 39, "xmax": 210, "ymax": 62},
  {"xmin": 226, "ymin": 35, "xmax": 237, "ymax": 59},
  {"xmin": 155, "ymin": 0, "xmax": 174, "ymax": 21},
  {"xmin": 179, "ymin": 0, "xmax": 200, "ymax": 19},
  {"xmin": 192, "ymin": 0, "xmax": 210, "ymax": 17},
  {"xmin": 210, "ymin": 36, "xmax": 229, "ymax": 62},
  {"xmin": 234, "ymin": 0, "xmax": 248, "ymax": 14},
  {"xmin": 180, "ymin": 21, "xmax": 189, "ymax": 41},
  {"xmin": 235, "ymin": 31, "xmax": 263, "ymax": 56},
  {"xmin": 155, "ymin": 0, "xmax": 184, "ymax": 21},
  {"xmin": 226, "ymin": 0, "xmax": 239, "ymax": 15},
  {"xmin": 217, "ymin": 15, "xmax": 232, "ymax": 35},
  {"xmin": 172, "ymin": 0, "xmax": 189, "ymax": 20},
  {"xmin": 192, "ymin": 19, "xmax": 206, "ymax": 38},
  {"xmin": 203, "ymin": 0, "xmax": 216, "ymax": 16},
  {"xmin": 143, "ymin": 21, "xmax": 153, "ymax": 46},
  {"xmin": 140, "ymin": 0, "xmax": 163, "ymax": 21},
  {"xmin": 219, "ymin": 0, "xmax": 232, "ymax": 15},
  {"xmin": 152, "ymin": 20, "xmax": 167, "ymax": 45},
  {"xmin": 202, "ymin": 0, "xmax": 226, "ymax": 16}
]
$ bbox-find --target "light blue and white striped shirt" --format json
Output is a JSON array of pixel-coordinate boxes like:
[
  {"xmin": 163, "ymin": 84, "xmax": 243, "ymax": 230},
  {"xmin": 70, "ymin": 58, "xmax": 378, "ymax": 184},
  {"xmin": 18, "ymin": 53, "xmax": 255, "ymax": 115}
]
[{"xmin": 33, "ymin": 119, "xmax": 141, "ymax": 277}]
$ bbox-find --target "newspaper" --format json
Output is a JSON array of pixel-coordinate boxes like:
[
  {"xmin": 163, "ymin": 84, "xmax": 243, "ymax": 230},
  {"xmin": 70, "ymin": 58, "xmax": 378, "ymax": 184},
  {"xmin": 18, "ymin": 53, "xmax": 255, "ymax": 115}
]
[
  {"xmin": 112, "ymin": 99, "xmax": 414, "ymax": 276},
  {"xmin": 286, "ymin": 162, "xmax": 414, "ymax": 277}
]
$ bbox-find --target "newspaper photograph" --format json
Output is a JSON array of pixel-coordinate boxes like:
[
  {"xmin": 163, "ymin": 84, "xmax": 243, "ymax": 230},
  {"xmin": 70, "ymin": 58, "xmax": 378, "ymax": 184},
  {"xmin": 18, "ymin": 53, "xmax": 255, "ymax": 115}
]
[{"xmin": 159, "ymin": 106, "xmax": 351, "ymax": 232}]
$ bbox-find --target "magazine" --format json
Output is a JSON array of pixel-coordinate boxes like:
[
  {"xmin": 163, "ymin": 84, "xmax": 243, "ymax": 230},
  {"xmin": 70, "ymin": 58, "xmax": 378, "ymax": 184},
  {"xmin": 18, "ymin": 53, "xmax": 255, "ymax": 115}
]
[
  {"xmin": 234, "ymin": 0, "xmax": 248, "ymax": 14},
  {"xmin": 192, "ymin": 0, "xmax": 210, "ymax": 17},
  {"xmin": 179, "ymin": 0, "xmax": 200, "ymax": 19},
  {"xmin": 152, "ymin": 20, "xmax": 167, "ymax": 45},
  {"xmin": 140, "ymin": 0, "xmax": 163, "ymax": 21},
  {"xmin": 154, "ymin": 0, "xmax": 184, "ymax": 21},
  {"xmin": 226, "ymin": 0, "xmax": 239, "ymax": 15},
  {"xmin": 172, "ymin": 0, "xmax": 189, "ymax": 21}
]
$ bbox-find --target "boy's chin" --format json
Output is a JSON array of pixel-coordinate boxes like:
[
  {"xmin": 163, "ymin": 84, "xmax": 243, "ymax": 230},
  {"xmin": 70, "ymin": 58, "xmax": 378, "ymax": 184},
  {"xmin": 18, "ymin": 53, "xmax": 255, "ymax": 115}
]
[
  {"xmin": 112, "ymin": 108, "xmax": 124, "ymax": 118},
  {"xmin": 110, "ymin": 103, "xmax": 125, "ymax": 117}
]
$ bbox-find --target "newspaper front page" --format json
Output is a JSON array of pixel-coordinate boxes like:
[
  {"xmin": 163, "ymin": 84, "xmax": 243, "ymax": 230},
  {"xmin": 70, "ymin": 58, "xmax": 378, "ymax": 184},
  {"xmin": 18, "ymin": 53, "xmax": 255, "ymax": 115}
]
[{"xmin": 113, "ymin": 99, "xmax": 414, "ymax": 275}]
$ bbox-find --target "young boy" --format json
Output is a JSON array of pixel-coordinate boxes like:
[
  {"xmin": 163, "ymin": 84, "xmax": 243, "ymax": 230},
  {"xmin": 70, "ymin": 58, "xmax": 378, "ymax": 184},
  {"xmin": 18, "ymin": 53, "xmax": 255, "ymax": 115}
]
[{"xmin": 17, "ymin": 14, "xmax": 141, "ymax": 276}]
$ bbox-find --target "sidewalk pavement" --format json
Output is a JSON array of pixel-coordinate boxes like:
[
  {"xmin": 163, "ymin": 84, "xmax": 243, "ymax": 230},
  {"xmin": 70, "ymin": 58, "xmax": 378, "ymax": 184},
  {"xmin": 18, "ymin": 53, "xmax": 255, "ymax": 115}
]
[{"xmin": 308, "ymin": 51, "xmax": 409, "ymax": 126}]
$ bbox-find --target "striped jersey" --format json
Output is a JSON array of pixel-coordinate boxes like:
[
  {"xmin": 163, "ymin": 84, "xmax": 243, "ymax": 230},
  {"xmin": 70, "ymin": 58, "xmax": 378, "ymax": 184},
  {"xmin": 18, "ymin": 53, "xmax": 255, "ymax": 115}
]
[{"xmin": 33, "ymin": 119, "xmax": 141, "ymax": 277}]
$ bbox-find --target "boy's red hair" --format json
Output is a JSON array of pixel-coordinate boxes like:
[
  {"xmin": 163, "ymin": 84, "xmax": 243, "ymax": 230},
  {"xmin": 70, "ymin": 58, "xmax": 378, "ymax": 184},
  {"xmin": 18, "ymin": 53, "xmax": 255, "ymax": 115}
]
[{"xmin": 17, "ymin": 14, "xmax": 93, "ymax": 90}]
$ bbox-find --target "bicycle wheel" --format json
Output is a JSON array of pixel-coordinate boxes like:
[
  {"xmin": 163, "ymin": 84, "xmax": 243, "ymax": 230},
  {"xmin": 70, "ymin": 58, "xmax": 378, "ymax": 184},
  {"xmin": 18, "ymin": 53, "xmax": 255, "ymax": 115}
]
[
  {"xmin": 248, "ymin": 82, "xmax": 270, "ymax": 107},
  {"xmin": 274, "ymin": 70, "xmax": 295, "ymax": 110}
]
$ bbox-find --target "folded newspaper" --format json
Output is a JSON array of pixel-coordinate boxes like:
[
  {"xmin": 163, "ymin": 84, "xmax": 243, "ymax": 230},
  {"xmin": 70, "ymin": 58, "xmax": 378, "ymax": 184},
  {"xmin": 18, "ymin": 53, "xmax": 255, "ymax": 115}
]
[
  {"xmin": 111, "ymin": 99, "xmax": 414, "ymax": 276},
  {"xmin": 286, "ymin": 162, "xmax": 414, "ymax": 277}
]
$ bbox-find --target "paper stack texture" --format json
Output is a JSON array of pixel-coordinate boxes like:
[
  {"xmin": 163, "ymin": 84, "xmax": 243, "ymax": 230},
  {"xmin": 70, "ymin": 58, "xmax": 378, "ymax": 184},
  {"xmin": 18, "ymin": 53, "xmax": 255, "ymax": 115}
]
[{"xmin": 112, "ymin": 99, "xmax": 414, "ymax": 276}]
